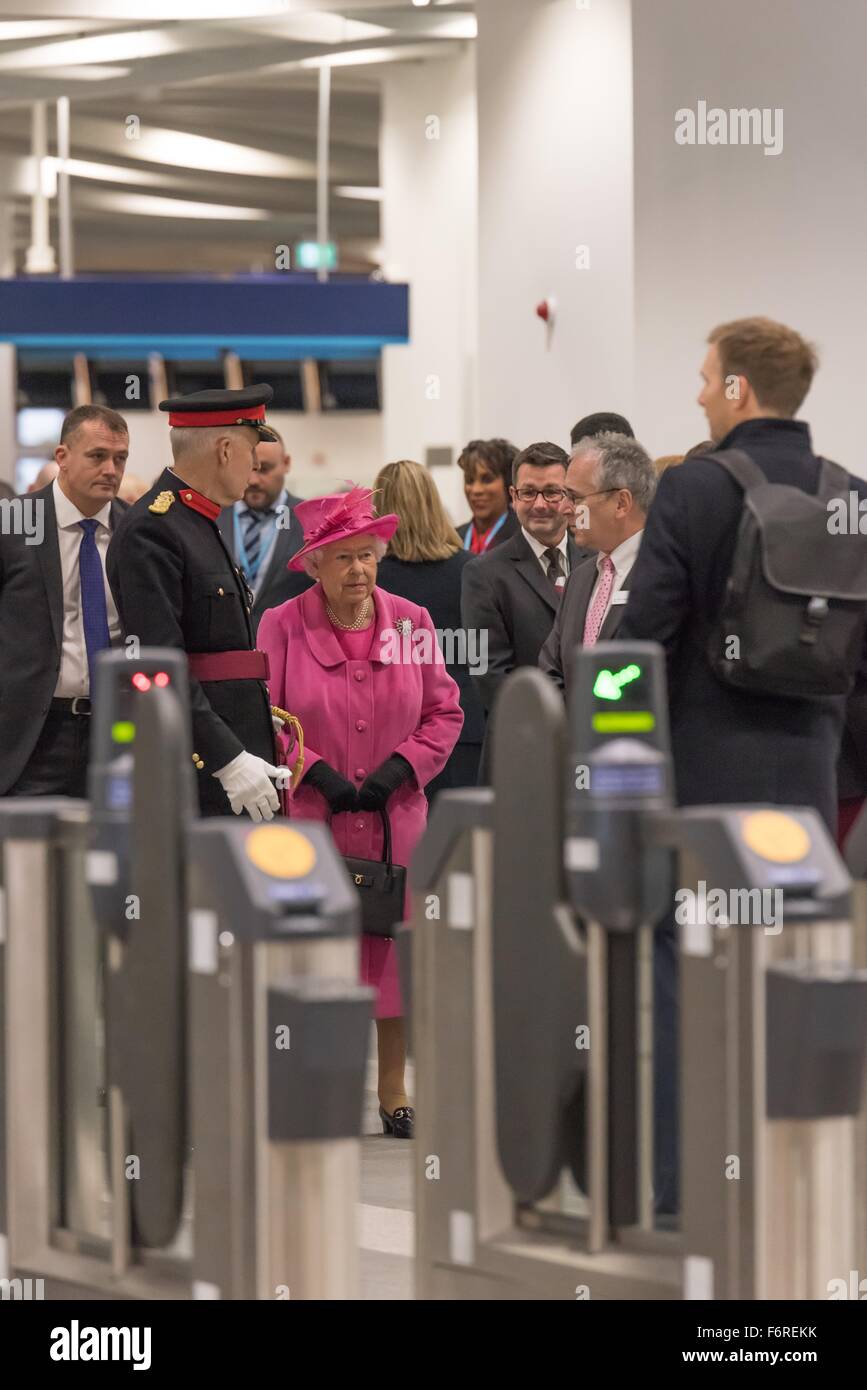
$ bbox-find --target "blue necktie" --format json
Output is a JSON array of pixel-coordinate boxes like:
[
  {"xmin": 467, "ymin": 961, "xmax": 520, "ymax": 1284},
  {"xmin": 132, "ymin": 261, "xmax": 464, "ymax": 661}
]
[{"xmin": 78, "ymin": 518, "xmax": 111, "ymax": 692}]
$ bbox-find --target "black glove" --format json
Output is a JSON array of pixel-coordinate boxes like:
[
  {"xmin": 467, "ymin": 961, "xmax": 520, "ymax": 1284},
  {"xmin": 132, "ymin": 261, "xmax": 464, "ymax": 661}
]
[
  {"xmin": 357, "ymin": 754, "xmax": 414, "ymax": 811},
  {"xmin": 303, "ymin": 760, "xmax": 358, "ymax": 814}
]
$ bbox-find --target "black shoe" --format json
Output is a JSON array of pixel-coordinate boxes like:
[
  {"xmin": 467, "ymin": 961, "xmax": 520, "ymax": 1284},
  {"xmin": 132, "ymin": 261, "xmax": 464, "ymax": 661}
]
[{"xmin": 379, "ymin": 1104, "xmax": 414, "ymax": 1139}]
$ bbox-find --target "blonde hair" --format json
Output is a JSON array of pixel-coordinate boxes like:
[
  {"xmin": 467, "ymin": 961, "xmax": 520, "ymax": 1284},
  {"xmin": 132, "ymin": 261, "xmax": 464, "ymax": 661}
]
[{"xmin": 373, "ymin": 460, "xmax": 462, "ymax": 562}]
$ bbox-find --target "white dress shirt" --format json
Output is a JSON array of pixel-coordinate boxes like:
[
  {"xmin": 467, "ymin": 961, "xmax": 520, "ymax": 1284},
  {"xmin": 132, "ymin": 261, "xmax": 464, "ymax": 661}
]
[
  {"xmin": 585, "ymin": 529, "xmax": 643, "ymax": 625},
  {"xmin": 521, "ymin": 527, "xmax": 570, "ymax": 590},
  {"xmin": 52, "ymin": 478, "xmax": 122, "ymax": 698}
]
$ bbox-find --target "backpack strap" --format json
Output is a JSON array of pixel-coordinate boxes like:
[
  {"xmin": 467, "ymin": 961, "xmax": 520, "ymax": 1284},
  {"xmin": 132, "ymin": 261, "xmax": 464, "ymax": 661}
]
[
  {"xmin": 703, "ymin": 447, "xmax": 766, "ymax": 492},
  {"xmin": 816, "ymin": 457, "xmax": 850, "ymax": 502}
]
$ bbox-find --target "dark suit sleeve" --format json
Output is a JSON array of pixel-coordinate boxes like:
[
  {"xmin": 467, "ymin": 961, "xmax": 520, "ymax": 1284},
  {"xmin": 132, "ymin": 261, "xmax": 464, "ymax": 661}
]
[
  {"xmin": 618, "ymin": 466, "xmax": 693, "ymax": 657},
  {"xmin": 460, "ymin": 556, "xmax": 513, "ymax": 714},
  {"xmin": 107, "ymin": 523, "xmax": 245, "ymax": 772},
  {"xmin": 538, "ymin": 581, "xmax": 567, "ymax": 694}
]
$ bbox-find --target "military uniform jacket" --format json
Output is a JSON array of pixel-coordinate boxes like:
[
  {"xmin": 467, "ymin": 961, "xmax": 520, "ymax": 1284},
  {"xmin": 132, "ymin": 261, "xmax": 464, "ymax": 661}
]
[{"xmin": 107, "ymin": 467, "xmax": 275, "ymax": 816}]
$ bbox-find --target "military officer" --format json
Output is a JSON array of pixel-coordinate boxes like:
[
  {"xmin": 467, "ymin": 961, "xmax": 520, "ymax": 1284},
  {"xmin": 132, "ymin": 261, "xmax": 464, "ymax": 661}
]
[{"xmin": 107, "ymin": 385, "xmax": 287, "ymax": 819}]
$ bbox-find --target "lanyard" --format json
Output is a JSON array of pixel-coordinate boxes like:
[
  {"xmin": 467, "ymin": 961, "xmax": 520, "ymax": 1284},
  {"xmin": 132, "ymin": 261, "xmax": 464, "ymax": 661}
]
[
  {"xmin": 463, "ymin": 509, "xmax": 508, "ymax": 553},
  {"xmin": 234, "ymin": 504, "xmax": 278, "ymax": 586}
]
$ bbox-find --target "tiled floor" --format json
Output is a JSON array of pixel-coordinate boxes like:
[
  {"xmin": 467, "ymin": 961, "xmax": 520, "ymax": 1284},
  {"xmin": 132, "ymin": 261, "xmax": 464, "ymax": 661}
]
[{"xmin": 358, "ymin": 1043, "xmax": 415, "ymax": 1300}]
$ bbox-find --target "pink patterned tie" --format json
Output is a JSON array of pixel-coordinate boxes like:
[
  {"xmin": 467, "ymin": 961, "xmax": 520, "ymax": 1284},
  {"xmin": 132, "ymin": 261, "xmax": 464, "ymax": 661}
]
[{"xmin": 583, "ymin": 555, "xmax": 615, "ymax": 646}]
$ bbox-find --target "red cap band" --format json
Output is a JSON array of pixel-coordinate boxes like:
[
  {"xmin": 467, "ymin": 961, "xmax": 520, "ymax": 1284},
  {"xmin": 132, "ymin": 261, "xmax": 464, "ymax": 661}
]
[{"xmin": 168, "ymin": 404, "xmax": 266, "ymax": 428}]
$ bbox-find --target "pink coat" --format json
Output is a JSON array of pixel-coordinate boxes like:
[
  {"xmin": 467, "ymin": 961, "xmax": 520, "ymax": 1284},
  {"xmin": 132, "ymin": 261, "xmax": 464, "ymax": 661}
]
[{"xmin": 258, "ymin": 583, "xmax": 463, "ymax": 1017}]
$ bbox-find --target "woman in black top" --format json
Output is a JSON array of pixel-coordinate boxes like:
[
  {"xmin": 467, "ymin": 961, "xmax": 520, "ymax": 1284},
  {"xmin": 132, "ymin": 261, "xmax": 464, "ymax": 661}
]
[{"xmin": 375, "ymin": 459, "xmax": 485, "ymax": 795}]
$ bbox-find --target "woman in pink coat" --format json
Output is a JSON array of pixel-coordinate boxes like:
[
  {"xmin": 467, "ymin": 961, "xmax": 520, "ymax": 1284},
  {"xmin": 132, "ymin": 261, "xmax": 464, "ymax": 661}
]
[{"xmin": 258, "ymin": 486, "xmax": 463, "ymax": 1138}]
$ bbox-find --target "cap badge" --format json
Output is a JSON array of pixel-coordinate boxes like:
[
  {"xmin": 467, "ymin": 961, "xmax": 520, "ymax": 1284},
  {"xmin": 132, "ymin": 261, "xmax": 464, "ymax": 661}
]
[{"xmin": 148, "ymin": 490, "xmax": 175, "ymax": 515}]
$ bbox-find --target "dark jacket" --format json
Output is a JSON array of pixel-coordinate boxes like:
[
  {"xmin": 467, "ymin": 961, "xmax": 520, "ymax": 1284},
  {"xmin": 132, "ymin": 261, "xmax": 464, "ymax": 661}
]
[
  {"xmin": 839, "ymin": 692, "xmax": 867, "ymax": 800},
  {"xmin": 217, "ymin": 491, "xmax": 311, "ymax": 631},
  {"xmin": 460, "ymin": 526, "xmax": 588, "ymax": 716},
  {"xmin": 377, "ymin": 551, "xmax": 485, "ymax": 746},
  {"xmin": 0, "ymin": 483, "xmax": 127, "ymax": 795},
  {"xmin": 107, "ymin": 468, "xmax": 275, "ymax": 816},
  {"xmin": 538, "ymin": 551, "xmax": 629, "ymax": 702},
  {"xmin": 618, "ymin": 418, "xmax": 867, "ymax": 829},
  {"xmin": 456, "ymin": 506, "xmax": 521, "ymax": 552}
]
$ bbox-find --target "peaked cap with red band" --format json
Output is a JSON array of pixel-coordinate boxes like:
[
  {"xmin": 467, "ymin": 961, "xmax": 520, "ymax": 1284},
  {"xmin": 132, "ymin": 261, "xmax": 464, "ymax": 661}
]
[{"xmin": 159, "ymin": 384, "xmax": 279, "ymax": 442}]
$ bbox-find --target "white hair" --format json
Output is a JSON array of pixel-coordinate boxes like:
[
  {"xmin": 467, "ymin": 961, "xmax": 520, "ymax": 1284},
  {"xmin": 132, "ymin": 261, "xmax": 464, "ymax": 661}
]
[{"xmin": 301, "ymin": 533, "xmax": 387, "ymax": 578}]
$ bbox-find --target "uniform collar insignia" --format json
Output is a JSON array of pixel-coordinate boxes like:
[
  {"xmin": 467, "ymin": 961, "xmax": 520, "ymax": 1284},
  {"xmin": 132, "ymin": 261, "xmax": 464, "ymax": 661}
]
[
  {"xmin": 178, "ymin": 487, "xmax": 221, "ymax": 522},
  {"xmin": 148, "ymin": 490, "xmax": 175, "ymax": 515}
]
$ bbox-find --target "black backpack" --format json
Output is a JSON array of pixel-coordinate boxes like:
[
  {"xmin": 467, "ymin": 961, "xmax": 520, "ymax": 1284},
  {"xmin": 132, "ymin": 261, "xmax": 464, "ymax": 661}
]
[{"xmin": 706, "ymin": 449, "xmax": 867, "ymax": 698}]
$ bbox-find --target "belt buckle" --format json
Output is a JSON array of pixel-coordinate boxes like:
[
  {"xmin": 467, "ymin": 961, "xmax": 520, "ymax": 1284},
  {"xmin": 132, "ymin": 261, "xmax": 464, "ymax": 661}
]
[{"xmin": 70, "ymin": 696, "xmax": 90, "ymax": 716}]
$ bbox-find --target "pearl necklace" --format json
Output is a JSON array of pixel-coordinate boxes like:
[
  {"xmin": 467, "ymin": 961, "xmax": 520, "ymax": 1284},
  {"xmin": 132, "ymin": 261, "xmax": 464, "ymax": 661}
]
[{"xmin": 326, "ymin": 597, "xmax": 373, "ymax": 631}]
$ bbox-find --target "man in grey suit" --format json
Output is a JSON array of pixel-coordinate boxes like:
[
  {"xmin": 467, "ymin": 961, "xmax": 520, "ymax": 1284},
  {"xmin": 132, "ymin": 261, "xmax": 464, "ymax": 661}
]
[
  {"xmin": 217, "ymin": 427, "xmax": 309, "ymax": 630},
  {"xmin": 0, "ymin": 404, "xmax": 129, "ymax": 797},
  {"xmin": 539, "ymin": 433, "xmax": 657, "ymax": 697}
]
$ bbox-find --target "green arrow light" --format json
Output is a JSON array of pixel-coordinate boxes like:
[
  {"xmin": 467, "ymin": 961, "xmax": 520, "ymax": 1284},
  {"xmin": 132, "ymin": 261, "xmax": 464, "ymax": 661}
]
[{"xmin": 593, "ymin": 664, "xmax": 642, "ymax": 701}]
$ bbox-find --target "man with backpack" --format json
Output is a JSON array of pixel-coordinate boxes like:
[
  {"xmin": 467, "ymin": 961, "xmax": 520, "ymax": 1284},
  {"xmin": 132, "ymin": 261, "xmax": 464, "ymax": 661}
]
[
  {"xmin": 620, "ymin": 315, "xmax": 867, "ymax": 831},
  {"xmin": 619, "ymin": 316, "xmax": 867, "ymax": 1217}
]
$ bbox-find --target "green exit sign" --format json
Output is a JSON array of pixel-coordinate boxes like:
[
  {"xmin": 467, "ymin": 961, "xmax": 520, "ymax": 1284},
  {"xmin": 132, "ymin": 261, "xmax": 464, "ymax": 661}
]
[{"xmin": 295, "ymin": 241, "xmax": 338, "ymax": 271}]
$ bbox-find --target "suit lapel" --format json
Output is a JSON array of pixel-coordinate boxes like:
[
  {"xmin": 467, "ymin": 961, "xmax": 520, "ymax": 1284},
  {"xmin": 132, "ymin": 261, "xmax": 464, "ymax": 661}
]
[
  {"xmin": 256, "ymin": 512, "xmax": 300, "ymax": 600},
  {"xmin": 35, "ymin": 484, "xmax": 63, "ymax": 655},
  {"xmin": 511, "ymin": 534, "xmax": 559, "ymax": 613}
]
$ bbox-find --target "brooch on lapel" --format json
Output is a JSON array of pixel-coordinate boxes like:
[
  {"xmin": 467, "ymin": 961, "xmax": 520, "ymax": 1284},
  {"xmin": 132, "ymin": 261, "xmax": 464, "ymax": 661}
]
[{"xmin": 394, "ymin": 616, "xmax": 413, "ymax": 637}]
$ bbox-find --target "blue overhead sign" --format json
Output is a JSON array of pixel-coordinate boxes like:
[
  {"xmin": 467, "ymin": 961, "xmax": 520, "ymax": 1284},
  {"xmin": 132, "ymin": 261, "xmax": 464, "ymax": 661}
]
[{"xmin": 0, "ymin": 274, "xmax": 409, "ymax": 360}]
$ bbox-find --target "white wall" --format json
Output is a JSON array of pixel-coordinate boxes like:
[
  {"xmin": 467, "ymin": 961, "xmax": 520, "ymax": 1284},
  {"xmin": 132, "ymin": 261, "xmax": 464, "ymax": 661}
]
[
  {"xmin": 474, "ymin": 0, "xmax": 634, "ymax": 452},
  {"xmin": 122, "ymin": 408, "xmax": 384, "ymax": 497},
  {"xmin": 633, "ymin": 0, "xmax": 867, "ymax": 472},
  {"xmin": 380, "ymin": 46, "xmax": 479, "ymax": 482}
]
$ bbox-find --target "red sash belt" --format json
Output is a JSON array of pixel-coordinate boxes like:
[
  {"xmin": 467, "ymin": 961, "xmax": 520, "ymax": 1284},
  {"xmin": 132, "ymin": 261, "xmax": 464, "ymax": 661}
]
[{"xmin": 187, "ymin": 650, "xmax": 270, "ymax": 682}]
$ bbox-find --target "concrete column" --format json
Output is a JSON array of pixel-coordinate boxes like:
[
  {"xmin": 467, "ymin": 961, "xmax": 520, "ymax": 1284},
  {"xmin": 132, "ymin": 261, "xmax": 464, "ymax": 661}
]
[
  {"xmin": 380, "ymin": 44, "xmax": 478, "ymax": 507},
  {"xmin": 632, "ymin": 0, "xmax": 867, "ymax": 472},
  {"xmin": 474, "ymin": 0, "xmax": 634, "ymax": 451},
  {"xmin": 24, "ymin": 102, "xmax": 57, "ymax": 276},
  {"xmin": 0, "ymin": 344, "xmax": 18, "ymax": 487},
  {"xmin": 0, "ymin": 202, "xmax": 16, "ymax": 278}
]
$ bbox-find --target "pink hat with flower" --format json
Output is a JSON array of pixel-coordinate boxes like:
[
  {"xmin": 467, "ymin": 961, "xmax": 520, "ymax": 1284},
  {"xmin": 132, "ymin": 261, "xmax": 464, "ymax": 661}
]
[{"xmin": 289, "ymin": 485, "xmax": 399, "ymax": 571}]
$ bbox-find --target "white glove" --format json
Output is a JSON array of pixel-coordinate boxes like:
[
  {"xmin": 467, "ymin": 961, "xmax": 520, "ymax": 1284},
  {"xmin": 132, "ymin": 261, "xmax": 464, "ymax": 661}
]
[
  {"xmin": 272, "ymin": 713, "xmax": 285, "ymax": 734},
  {"xmin": 213, "ymin": 751, "xmax": 289, "ymax": 822}
]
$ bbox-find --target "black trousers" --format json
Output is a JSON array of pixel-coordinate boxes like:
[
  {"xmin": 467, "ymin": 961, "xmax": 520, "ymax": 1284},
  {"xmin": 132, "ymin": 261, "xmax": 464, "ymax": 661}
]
[{"xmin": 7, "ymin": 709, "xmax": 91, "ymax": 799}]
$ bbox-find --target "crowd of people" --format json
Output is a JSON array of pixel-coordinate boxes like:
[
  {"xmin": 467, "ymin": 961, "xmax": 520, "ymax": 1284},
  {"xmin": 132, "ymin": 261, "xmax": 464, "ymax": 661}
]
[{"xmin": 2, "ymin": 313, "xmax": 866, "ymax": 1185}]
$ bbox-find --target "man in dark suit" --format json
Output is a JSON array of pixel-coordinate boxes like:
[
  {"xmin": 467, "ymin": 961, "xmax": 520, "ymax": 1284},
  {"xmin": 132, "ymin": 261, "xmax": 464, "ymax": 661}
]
[
  {"xmin": 461, "ymin": 441, "xmax": 589, "ymax": 774},
  {"xmin": 108, "ymin": 386, "xmax": 286, "ymax": 820},
  {"xmin": 0, "ymin": 404, "xmax": 129, "ymax": 797},
  {"xmin": 539, "ymin": 433, "xmax": 657, "ymax": 697},
  {"xmin": 217, "ymin": 428, "xmax": 310, "ymax": 629},
  {"xmin": 619, "ymin": 316, "xmax": 867, "ymax": 1216}
]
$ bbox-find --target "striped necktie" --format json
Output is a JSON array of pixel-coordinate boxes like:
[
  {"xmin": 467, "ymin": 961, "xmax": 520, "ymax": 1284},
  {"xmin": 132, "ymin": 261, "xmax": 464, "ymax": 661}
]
[{"xmin": 241, "ymin": 507, "xmax": 271, "ymax": 583}]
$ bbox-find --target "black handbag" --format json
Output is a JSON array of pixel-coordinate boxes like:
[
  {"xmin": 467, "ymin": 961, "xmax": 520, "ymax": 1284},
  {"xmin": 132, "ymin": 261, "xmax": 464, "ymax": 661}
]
[{"xmin": 341, "ymin": 806, "xmax": 406, "ymax": 939}]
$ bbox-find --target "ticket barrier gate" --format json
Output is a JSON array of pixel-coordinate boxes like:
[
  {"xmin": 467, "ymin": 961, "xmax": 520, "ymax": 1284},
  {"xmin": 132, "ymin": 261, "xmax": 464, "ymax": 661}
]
[
  {"xmin": 0, "ymin": 650, "xmax": 371, "ymax": 1300},
  {"xmin": 411, "ymin": 644, "xmax": 867, "ymax": 1299}
]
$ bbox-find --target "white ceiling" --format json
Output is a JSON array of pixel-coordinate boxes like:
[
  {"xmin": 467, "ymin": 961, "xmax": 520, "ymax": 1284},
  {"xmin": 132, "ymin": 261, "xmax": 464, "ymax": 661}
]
[{"xmin": 0, "ymin": 1, "xmax": 476, "ymax": 274}]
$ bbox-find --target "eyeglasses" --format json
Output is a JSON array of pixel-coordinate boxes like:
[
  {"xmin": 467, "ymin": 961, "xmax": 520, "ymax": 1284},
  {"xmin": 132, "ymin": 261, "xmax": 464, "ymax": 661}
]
[
  {"xmin": 513, "ymin": 486, "xmax": 569, "ymax": 504},
  {"xmin": 564, "ymin": 487, "xmax": 621, "ymax": 506}
]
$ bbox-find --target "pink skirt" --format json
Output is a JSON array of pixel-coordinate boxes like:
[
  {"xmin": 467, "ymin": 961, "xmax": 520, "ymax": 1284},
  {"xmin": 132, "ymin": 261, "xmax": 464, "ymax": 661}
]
[{"xmin": 361, "ymin": 933, "xmax": 402, "ymax": 1019}]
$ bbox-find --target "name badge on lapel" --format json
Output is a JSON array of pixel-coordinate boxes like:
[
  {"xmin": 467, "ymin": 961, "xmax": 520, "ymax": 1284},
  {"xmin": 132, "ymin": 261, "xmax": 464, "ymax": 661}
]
[{"xmin": 612, "ymin": 591, "xmax": 629, "ymax": 605}]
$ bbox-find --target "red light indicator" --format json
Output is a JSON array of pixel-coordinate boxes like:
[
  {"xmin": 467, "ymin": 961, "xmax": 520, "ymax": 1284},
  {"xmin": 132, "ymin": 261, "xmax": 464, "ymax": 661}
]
[
  {"xmin": 154, "ymin": 671, "xmax": 170, "ymax": 687},
  {"xmin": 132, "ymin": 672, "xmax": 152, "ymax": 692}
]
